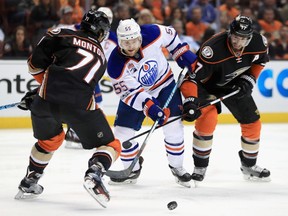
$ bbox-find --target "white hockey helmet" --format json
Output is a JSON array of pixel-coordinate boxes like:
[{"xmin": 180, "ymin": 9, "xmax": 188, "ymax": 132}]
[
  {"xmin": 97, "ymin": 7, "xmax": 113, "ymax": 24},
  {"xmin": 117, "ymin": 18, "xmax": 142, "ymax": 50}
]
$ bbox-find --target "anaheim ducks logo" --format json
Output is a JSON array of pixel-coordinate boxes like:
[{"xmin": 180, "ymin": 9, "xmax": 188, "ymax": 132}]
[
  {"xmin": 216, "ymin": 66, "xmax": 251, "ymax": 86},
  {"xmin": 201, "ymin": 46, "xmax": 213, "ymax": 59},
  {"xmin": 138, "ymin": 60, "xmax": 158, "ymax": 87}
]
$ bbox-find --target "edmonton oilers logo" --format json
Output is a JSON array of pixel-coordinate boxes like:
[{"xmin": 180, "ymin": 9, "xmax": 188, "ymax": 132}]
[{"xmin": 138, "ymin": 60, "xmax": 158, "ymax": 86}]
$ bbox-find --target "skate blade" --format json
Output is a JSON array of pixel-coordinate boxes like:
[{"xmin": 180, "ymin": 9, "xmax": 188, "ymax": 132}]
[
  {"xmin": 83, "ymin": 179, "xmax": 109, "ymax": 208},
  {"xmin": 108, "ymin": 178, "xmax": 137, "ymax": 185},
  {"xmin": 243, "ymin": 175, "xmax": 271, "ymax": 182},
  {"xmin": 175, "ymin": 177, "xmax": 191, "ymax": 188},
  {"xmin": 64, "ymin": 141, "xmax": 83, "ymax": 149},
  {"xmin": 193, "ymin": 180, "xmax": 201, "ymax": 188},
  {"xmin": 14, "ymin": 190, "xmax": 40, "ymax": 200}
]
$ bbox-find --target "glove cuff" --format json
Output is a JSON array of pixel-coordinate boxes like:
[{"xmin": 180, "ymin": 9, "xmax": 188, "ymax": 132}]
[
  {"xmin": 143, "ymin": 99, "xmax": 154, "ymax": 116},
  {"xmin": 171, "ymin": 43, "xmax": 189, "ymax": 60},
  {"xmin": 240, "ymin": 74, "xmax": 256, "ymax": 88},
  {"xmin": 183, "ymin": 96, "xmax": 198, "ymax": 104}
]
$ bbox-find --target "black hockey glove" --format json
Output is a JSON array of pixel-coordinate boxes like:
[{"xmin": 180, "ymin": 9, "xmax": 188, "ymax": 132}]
[
  {"xmin": 232, "ymin": 75, "xmax": 256, "ymax": 99},
  {"xmin": 17, "ymin": 88, "xmax": 38, "ymax": 111},
  {"xmin": 182, "ymin": 97, "xmax": 202, "ymax": 122}
]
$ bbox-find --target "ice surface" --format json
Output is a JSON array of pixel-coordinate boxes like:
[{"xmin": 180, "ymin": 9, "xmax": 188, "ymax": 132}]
[{"xmin": 0, "ymin": 124, "xmax": 288, "ymax": 216}]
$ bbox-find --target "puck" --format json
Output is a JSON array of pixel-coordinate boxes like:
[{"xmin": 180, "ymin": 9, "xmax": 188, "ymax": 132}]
[
  {"xmin": 122, "ymin": 141, "xmax": 132, "ymax": 149},
  {"xmin": 167, "ymin": 201, "xmax": 177, "ymax": 210}
]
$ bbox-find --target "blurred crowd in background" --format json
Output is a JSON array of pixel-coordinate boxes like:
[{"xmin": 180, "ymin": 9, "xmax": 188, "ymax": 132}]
[{"xmin": 0, "ymin": 0, "xmax": 288, "ymax": 60}]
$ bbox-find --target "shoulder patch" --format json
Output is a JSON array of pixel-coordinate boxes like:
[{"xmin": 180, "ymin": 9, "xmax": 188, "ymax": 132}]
[
  {"xmin": 50, "ymin": 28, "xmax": 61, "ymax": 35},
  {"xmin": 201, "ymin": 46, "xmax": 213, "ymax": 59}
]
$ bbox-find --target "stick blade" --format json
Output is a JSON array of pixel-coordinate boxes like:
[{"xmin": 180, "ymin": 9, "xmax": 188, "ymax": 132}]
[{"xmin": 105, "ymin": 168, "xmax": 132, "ymax": 179}]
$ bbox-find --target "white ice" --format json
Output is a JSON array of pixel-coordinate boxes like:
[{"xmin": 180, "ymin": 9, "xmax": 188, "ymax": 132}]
[{"xmin": 0, "ymin": 123, "xmax": 288, "ymax": 216}]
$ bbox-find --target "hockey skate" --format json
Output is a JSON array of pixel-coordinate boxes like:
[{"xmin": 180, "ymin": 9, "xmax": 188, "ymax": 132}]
[
  {"xmin": 239, "ymin": 150, "xmax": 271, "ymax": 182},
  {"xmin": 15, "ymin": 168, "xmax": 44, "ymax": 200},
  {"xmin": 169, "ymin": 166, "xmax": 192, "ymax": 188},
  {"xmin": 83, "ymin": 162, "xmax": 110, "ymax": 208},
  {"xmin": 191, "ymin": 167, "xmax": 207, "ymax": 187},
  {"xmin": 240, "ymin": 164, "xmax": 271, "ymax": 182},
  {"xmin": 64, "ymin": 127, "xmax": 83, "ymax": 149},
  {"xmin": 108, "ymin": 157, "xmax": 144, "ymax": 185}
]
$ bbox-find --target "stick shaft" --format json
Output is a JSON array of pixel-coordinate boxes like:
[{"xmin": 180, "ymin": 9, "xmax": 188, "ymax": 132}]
[
  {"xmin": 122, "ymin": 89, "xmax": 240, "ymax": 145},
  {"xmin": 0, "ymin": 102, "xmax": 21, "ymax": 110}
]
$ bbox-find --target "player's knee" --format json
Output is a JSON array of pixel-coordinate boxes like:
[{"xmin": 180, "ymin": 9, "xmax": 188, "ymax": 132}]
[
  {"xmin": 237, "ymin": 109, "xmax": 260, "ymax": 124},
  {"xmin": 241, "ymin": 120, "xmax": 261, "ymax": 140},
  {"xmin": 38, "ymin": 130, "xmax": 65, "ymax": 152},
  {"xmin": 163, "ymin": 118, "xmax": 184, "ymax": 143},
  {"xmin": 114, "ymin": 126, "xmax": 136, "ymax": 143},
  {"xmin": 195, "ymin": 105, "xmax": 217, "ymax": 134}
]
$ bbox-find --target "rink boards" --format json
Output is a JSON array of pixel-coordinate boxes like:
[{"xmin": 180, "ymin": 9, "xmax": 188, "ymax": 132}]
[{"xmin": 0, "ymin": 60, "xmax": 287, "ymax": 128}]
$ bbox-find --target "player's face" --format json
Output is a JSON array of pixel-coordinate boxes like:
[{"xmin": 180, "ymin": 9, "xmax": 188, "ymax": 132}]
[
  {"xmin": 120, "ymin": 37, "xmax": 141, "ymax": 56},
  {"xmin": 230, "ymin": 34, "xmax": 249, "ymax": 50}
]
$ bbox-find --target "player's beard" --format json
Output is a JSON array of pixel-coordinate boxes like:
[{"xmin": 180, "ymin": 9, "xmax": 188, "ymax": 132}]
[{"xmin": 231, "ymin": 41, "xmax": 244, "ymax": 51}]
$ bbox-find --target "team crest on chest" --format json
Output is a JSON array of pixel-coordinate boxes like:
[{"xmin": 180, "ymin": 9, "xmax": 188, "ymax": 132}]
[{"xmin": 138, "ymin": 60, "xmax": 158, "ymax": 86}]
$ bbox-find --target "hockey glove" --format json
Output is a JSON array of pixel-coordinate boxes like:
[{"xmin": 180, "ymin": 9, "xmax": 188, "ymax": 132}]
[
  {"xmin": 17, "ymin": 88, "xmax": 38, "ymax": 111},
  {"xmin": 232, "ymin": 75, "xmax": 256, "ymax": 99},
  {"xmin": 182, "ymin": 97, "xmax": 202, "ymax": 122},
  {"xmin": 171, "ymin": 43, "xmax": 198, "ymax": 73},
  {"xmin": 143, "ymin": 98, "xmax": 170, "ymax": 125}
]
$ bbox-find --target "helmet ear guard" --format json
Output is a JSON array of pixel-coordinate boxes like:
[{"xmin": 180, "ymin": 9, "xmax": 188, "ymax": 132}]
[
  {"xmin": 81, "ymin": 10, "xmax": 111, "ymax": 42},
  {"xmin": 228, "ymin": 15, "xmax": 253, "ymax": 46}
]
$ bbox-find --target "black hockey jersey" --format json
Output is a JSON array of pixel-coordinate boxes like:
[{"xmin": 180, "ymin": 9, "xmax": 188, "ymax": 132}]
[
  {"xmin": 194, "ymin": 31, "xmax": 269, "ymax": 91},
  {"xmin": 28, "ymin": 28, "xmax": 107, "ymax": 110}
]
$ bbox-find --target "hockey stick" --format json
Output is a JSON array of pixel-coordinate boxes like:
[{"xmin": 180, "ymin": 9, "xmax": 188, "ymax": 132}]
[
  {"xmin": 105, "ymin": 67, "xmax": 188, "ymax": 179},
  {"xmin": 122, "ymin": 88, "xmax": 240, "ymax": 149},
  {"xmin": 0, "ymin": 102, "xmax": 21, "ymax": 111}
]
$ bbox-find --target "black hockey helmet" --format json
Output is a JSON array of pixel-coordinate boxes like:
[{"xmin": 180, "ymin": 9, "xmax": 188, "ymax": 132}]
[
  {"xmin": 81, "ymin": 10, "xmax": 110, "ymax": 42},
  {"xmin": 229, "ymin": 15, "xmax": 253, "ymax": 38}
]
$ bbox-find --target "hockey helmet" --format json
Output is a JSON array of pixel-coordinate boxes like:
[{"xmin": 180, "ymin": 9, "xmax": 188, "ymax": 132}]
[
  {"xmin": 117, "ymin": 18, "xmax": 142, "ymax": 50},
  {"xmin": 81, "ymin": 10, "xmax": 110, "ymax": 42},
  {"xmin": 229, "ymin": 15, "xmax": 253, "ymax": 47},
  {"xmin": 97, "ymin": 7, "xmax": 113, "ymax": 24}
]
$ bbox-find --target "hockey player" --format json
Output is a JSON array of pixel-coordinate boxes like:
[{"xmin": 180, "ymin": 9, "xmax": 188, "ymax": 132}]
[
  {"xmin": 65, "ymin": 7, "xmax": 118, "ymax": 149},
  {"xmin": 180, "ymin": 15, "xmax": 271, "ymax": 182},
  {"xmin": 15, "ymin": 10, "xmax": 121, "ymax": 208},
  {"xmin": 107, "ymin": 18, "xmax": 198, "ymax": 187}
]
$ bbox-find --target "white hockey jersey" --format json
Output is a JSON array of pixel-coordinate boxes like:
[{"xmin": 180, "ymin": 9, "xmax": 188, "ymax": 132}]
[{"xmin": 107, "ymin": 24, "xmax": 193, "ymax": 111}]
